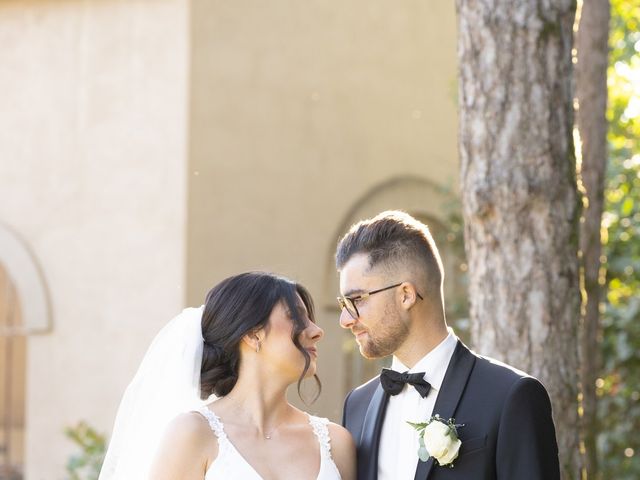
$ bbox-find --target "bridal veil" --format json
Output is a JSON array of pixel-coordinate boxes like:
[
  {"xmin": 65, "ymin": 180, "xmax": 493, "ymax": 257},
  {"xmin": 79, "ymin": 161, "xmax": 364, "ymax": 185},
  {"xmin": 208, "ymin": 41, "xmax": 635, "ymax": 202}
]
[{"xmin": 98, "ymin": 306, "xmax": 206, "ymax": 480}]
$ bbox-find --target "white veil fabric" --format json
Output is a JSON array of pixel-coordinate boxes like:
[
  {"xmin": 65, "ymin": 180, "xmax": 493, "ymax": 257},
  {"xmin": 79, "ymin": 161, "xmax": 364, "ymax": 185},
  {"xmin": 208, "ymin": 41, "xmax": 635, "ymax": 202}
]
[{"xmin": 99, "ymin": 306, "xmax": 207, "ymax": 480}]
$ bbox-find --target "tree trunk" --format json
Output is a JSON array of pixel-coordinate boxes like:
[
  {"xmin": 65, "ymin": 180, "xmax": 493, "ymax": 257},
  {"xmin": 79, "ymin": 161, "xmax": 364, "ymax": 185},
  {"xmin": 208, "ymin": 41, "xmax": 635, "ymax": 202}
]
[
  {"xmin": 456, "ymin": 1, "xmax": 582, "ymax": 478},
  {"xmin": 576, "ymin": 1, "xmax": 610, "ymax": 478}
]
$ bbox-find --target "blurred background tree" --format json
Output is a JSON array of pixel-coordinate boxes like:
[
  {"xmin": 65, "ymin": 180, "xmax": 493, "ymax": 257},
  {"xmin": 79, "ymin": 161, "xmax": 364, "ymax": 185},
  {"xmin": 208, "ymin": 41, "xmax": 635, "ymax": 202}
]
[
  {"xmin": 456, "ymin": 1, "xmax": 581, "ymax": 476},
  {"xmin": 456, "ymin": 0, "xmax": 639, "ymax": 477},
  {"xmin": 597, "ymin": 0, "xmax": 640, "ymax": 478},
  {"xmin": 575, "ymin": 0, "xmax": 609, "ymax": 476}
]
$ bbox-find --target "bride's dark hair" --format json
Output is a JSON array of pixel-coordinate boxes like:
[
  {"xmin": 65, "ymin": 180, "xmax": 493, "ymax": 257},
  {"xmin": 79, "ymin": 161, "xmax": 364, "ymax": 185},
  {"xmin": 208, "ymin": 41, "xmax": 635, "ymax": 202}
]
[{"xmin": 200, "ymin": 271, "xmax": 321, "ymax": 402}]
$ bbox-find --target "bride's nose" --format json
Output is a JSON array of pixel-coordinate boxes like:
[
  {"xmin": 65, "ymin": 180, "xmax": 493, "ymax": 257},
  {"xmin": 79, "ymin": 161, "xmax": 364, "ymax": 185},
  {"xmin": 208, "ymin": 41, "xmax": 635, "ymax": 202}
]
[{"xmin": 307, "ymin": 322, "xmax": 324, "ymax": 341}]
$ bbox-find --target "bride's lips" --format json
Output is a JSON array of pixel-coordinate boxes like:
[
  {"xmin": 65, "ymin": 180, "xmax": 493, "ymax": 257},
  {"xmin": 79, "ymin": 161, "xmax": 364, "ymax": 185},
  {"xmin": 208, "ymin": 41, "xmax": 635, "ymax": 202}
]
[{"xmin": 306, "ymin": 347, "xmax": 318, "ymax": 357}]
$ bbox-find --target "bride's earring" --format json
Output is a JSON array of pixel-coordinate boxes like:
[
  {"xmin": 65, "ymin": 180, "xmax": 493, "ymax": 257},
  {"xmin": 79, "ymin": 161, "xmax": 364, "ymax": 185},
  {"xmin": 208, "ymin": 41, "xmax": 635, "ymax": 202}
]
[{"xmin": 256, "ymin": 340, "xmax": 261, "ymax": 353}]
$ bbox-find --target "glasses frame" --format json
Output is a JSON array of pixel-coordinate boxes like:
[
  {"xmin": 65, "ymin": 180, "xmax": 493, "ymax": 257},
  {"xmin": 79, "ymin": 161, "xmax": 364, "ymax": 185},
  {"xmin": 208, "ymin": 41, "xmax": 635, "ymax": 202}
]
[{"xmin": 337, "ymin": 282, "xmax": 424, "ymax": 320}]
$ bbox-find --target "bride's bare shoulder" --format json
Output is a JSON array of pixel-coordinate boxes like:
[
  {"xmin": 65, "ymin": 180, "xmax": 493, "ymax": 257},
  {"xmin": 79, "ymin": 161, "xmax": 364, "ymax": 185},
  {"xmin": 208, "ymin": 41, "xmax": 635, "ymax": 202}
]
[
  {"xmin": 149, "ymin": 412, "xmax": 218, "ymax": 479},
  {"xmin": 160, "ymin": 411, "xmax": 218, "ymax": 458},
  {"xmin": 168, "ymin": 411, "xmax": 215, "ymax": 440},
  {"xmin": 162, "ymin": 411, "xmax": 217, "ymax": 455},
  {"xmin": 326, "ymin": 422, "xmax": 354, "ymax": 449},
  {"xmin": 327, "ymin": 422, "xmax": 356, "ymax": 480}
]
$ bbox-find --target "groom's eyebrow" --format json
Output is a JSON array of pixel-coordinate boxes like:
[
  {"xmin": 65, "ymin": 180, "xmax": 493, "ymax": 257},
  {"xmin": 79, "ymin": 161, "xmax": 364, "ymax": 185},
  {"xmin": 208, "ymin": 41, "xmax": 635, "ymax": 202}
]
[{"xmin": 343, "ymin": 288, "xmax": 365, "ymax": 297}]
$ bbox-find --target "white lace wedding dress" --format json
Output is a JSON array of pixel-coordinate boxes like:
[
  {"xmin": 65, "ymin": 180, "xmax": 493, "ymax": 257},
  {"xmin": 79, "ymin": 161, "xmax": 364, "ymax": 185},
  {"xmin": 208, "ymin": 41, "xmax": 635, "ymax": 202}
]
[{"xmin": 197, "ymin": 407, "xmax": 342, "ymax": 480}]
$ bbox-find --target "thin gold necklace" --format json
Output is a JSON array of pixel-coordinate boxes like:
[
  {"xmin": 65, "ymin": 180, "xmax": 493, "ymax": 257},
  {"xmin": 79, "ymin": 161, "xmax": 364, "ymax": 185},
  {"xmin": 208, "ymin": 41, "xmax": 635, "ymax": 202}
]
[{"xmin": 263, "ymin": 417, "xmax": 289, "ymax": 440}]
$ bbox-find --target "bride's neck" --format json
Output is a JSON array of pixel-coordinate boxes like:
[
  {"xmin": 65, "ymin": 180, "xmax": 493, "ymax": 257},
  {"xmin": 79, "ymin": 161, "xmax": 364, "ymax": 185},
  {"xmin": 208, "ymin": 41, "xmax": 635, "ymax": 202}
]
[{"xmin": 217, "ymin": 364, "xmax": 292, "ymax": 428}]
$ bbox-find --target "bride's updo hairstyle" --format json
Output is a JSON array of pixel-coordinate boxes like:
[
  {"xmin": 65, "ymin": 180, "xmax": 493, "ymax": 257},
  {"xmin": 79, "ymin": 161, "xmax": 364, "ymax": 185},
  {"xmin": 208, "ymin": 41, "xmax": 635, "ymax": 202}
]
[{"xmin": 200, "ymin": 271, "xmax": 321, "ymax": 402}]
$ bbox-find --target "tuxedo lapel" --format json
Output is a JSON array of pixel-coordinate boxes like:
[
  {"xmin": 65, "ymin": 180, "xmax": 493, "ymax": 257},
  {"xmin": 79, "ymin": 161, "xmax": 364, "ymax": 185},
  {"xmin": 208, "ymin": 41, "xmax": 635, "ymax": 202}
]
[
  {"xmin": 359, "ymin": 382, "xmax": 389, "ymax": 480},
  {"xmin": 414, "ymin": 341, "xmax": 476, "ymax": 480}
]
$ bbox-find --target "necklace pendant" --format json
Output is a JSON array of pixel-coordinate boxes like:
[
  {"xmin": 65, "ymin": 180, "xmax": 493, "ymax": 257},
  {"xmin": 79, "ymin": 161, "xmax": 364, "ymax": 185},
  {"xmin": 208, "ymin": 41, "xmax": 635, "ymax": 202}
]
[{"xmin": 265, "ymin": 435, "xmax": 271, "ymax": 440}]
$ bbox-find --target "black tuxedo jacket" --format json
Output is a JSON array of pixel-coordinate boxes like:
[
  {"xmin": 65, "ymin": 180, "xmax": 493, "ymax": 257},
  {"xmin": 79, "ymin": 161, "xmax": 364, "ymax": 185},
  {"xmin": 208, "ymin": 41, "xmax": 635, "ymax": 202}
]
[{"xmin": 342, "ymin": 341, "xmax": 560, "ymax": 480}]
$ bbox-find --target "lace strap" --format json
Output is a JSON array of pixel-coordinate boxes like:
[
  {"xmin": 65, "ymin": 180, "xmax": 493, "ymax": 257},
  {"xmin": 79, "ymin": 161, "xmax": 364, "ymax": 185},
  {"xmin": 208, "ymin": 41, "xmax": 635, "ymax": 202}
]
[
  {"xmin": 308, "ymin": 415, "xmax": 332, "ymax": 457},
  {"xmin": 197, "ymin": 407, "xmax": 227, "ymax": 441}
]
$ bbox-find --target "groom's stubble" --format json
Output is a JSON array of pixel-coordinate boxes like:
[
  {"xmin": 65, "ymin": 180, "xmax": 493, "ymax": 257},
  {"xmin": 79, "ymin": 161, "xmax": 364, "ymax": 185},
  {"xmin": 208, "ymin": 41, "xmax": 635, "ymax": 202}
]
[{"xmin": 358, "ymin": 301, "xmax": 411, "ymax": 359}]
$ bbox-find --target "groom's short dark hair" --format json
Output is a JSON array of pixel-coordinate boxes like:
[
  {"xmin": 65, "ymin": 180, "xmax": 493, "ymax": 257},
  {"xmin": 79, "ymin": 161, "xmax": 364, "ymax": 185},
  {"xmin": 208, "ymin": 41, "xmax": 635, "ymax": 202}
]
[{"xmin": 335, "ymin": 210, "xmax": 444, "ymax": 294}]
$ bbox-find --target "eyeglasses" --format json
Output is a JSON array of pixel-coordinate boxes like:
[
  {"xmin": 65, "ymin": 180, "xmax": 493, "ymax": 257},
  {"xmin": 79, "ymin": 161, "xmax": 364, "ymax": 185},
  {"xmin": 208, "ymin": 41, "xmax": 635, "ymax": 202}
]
[{"xmin": 337, "ymin": 282, "xmax": 424, "ymax": 320}]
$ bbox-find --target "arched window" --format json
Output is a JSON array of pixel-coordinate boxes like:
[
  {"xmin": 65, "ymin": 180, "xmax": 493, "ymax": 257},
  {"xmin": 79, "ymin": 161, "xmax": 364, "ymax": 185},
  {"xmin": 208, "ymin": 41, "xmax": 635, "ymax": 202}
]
[
  {"xmin": 0, "ymin": 224, "xmax": 51, "ymax": 480},
  {"xmin": 0, "ymin": 265, "xmax": 26, "ymax": 479}
]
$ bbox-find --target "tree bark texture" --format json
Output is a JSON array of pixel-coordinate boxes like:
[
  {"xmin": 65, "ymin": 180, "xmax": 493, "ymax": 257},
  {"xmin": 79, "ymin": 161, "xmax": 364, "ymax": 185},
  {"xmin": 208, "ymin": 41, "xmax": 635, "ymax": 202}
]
[
  {"xmin": 576, "ymin": 1, "xmax": 610, "ymax": 478},
  {"xmin": 457, "ymin": 1, "xmax": 582, "ymax": 478}
]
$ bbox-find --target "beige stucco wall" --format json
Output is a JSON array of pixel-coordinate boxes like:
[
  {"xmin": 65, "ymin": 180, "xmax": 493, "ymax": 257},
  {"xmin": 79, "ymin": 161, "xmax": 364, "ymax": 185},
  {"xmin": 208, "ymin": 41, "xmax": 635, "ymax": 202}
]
[
  {"xmin": 188, "ymin": 1, "xmax": 458, "ymax": 420},
  {"xmin": 0, "ymin": 1, "xmax": 189, "ymax": 478}
]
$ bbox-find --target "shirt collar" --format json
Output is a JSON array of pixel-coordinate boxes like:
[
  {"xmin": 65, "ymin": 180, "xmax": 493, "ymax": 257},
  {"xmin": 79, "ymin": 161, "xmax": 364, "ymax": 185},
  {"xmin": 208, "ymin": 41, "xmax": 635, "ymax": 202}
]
[{"xmin": 390, "ymin": 328, "xmax": 458, "ymax": 392}]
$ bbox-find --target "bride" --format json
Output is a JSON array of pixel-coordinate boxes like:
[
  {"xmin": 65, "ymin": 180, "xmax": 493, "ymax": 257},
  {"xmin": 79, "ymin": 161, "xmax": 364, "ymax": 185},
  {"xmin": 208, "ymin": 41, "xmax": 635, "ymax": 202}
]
[{"xmin": 99, "ymin": 271, "xmax": 355, "ymax": 480}]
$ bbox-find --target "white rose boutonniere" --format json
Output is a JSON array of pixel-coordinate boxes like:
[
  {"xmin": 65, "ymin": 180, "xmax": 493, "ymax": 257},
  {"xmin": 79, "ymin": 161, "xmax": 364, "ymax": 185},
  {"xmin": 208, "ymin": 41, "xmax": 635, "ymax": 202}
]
[{"xmin": 407, "ymin": 414, "xmax": 464, "ymax": 467}]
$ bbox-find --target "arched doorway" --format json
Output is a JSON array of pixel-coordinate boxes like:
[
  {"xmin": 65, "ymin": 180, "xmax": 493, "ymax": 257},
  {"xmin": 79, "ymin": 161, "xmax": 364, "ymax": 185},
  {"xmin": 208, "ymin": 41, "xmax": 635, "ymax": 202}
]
[
  {"xmin": 321, "ymin": 176, "xmax": 468, "ymax": 399},
  {"xmin": 0, "ymin": 265, "xmax": 26, "ymax": 480}
]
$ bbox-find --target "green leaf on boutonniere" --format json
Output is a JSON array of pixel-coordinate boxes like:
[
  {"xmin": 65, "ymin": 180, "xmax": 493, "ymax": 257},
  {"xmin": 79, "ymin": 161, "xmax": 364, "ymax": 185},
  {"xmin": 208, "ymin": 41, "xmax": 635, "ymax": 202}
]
[{"xmin": 406, "ymin": 421, "xmax": 428, "ymax": 430}]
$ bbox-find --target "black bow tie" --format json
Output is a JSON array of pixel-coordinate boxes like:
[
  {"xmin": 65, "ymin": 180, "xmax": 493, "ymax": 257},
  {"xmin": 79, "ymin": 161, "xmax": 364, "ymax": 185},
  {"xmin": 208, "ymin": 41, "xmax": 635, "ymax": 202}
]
[{"xmin": 380, "ymin": 368, "xmax": 431, "ymax": 398}]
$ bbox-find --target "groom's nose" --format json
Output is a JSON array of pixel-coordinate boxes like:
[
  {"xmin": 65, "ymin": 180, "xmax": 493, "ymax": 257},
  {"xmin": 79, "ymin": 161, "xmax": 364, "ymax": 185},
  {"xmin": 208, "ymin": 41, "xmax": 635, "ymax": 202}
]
[{"xmin": 339, "ymin": 308, "xmax": 356, "ymax": 329}]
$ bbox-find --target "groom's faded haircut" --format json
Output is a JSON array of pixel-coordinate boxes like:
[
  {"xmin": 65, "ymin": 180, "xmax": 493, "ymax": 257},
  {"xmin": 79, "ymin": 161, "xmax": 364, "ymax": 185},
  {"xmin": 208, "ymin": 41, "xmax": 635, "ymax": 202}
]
[{"xmin": 335, "ymin": 210, "xmax": 444, "ymax": 294}]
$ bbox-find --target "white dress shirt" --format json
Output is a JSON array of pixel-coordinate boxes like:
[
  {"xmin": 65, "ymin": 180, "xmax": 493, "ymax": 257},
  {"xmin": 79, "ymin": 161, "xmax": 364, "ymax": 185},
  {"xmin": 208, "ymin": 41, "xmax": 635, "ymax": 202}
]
[{"xmin": 378, "ymin": 330, "xmax": 458, "ymax": 480}]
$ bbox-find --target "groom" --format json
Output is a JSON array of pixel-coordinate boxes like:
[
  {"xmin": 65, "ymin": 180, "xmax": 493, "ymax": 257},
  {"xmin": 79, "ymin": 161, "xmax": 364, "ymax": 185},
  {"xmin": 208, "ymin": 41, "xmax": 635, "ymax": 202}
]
[{"xmin": 336, "ymin": 211, "xmax": 560, "ymax": 480}]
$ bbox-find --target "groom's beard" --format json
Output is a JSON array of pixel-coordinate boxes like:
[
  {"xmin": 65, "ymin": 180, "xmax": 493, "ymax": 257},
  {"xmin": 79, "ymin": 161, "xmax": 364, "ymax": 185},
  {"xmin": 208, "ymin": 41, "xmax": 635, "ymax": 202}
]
[{"xmin": 358, "ymin": 306, "xmax": 410, "ymax": 359}]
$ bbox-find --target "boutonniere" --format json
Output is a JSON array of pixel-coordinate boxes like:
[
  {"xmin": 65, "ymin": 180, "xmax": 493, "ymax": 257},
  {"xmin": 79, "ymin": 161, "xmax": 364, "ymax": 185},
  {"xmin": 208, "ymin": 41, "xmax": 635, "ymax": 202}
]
[{"xmin": 407, "ymin": 414, "xmax": 464, "ymax": 467}]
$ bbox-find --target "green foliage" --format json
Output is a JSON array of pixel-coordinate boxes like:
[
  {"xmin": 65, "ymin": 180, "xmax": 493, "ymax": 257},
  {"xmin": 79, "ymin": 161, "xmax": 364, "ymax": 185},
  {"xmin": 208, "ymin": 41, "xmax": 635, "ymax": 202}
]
[
  {"xmin": 64, "ymin": 422, "xmax": 106, "ymax": 480},
  {"xmin": 433, "ymin": 194, "xmax": 470, "ymax": 345},
  {"xmin": 597, "ymin": 0, "xmax": 640, "ymax": 477}
]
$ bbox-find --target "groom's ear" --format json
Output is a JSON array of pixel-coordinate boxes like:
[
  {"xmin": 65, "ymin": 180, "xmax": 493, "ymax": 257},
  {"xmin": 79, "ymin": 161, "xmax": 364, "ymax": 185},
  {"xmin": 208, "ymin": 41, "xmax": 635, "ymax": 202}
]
[{"xmin": 399, "ymin": 282, "xmax": 419, "ymax": 310}]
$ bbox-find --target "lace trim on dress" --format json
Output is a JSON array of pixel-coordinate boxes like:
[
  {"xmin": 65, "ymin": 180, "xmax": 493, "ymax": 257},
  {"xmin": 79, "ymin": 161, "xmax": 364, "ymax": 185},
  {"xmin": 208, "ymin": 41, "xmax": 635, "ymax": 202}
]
[
  {"xmin": 308, "ymin": 415, "xmax": 332, "ymax": 458},
  {"xmin": 198, "ymin": 406, "xmax": 236, "ymax": 476},
  {"xmin": 198, "ymin": 407, "xmax": 228, "ymax": 441}
]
